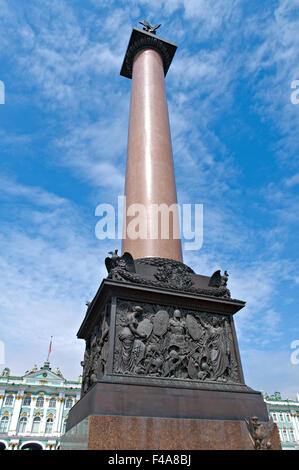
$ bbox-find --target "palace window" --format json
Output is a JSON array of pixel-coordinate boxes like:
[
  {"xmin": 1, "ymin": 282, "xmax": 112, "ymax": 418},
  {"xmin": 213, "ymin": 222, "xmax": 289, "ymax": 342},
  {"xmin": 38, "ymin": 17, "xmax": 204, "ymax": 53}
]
[
  {"xmin": 282, "ymin": 428, "xmax": 288, "ymax": 441},
  {"xmin": 286, "ymin": 413, "xmax": 291, "ymax": 422},
  {"xmin": 31, "ymin": 416, "xmax": 41, "ymax": 433},
  {"xmin": 272, "ymin": 412, "xmax": 277, "ymax": 422},
  {"xmin": 23, "ymin": 396, "xmax": 31, "ymax": 406},
  {"xmin": 65, "ymin": 398, "xmax": 73, "ymax": 408},
  {"xmin": 49, "ymin": 398, "xmax": 56, "ymax": 408},
  {"xmin": 0, "ymin": 416, "xmax": 9, "ymax": 433},
  {"xmin": 290, "ymin": 429, "xmax": 295, "ymax": 441},
  {"xmin": 279, "ymin": 412, "xmax": 284, "ymax": 422},
  {"xmin": 45, "ymin": 417, "xmax": 53, "ymax": 434},
  {"xmin": 36, "ymin": 396, "xmax": 44, "ymax": 408},
  {"xmin": 4, "ymin": 395, "xmax": 13, "ymax": 406},
  {"xmin": 18, "ymin": 417, "xmax": 27, "ymax": 433}
]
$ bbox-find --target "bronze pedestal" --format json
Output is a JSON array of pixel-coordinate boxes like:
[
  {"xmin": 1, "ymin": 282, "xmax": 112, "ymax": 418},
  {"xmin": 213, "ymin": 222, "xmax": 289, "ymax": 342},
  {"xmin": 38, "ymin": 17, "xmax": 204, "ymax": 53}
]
[{"xmin": 61, "ymin": 258, "xmax": 280, "ymax": 450}]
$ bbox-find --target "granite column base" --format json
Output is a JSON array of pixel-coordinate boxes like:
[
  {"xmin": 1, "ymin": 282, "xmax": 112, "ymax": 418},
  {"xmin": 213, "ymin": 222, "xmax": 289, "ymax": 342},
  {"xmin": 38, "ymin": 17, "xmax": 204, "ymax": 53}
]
[{"xmin": 60, "ymin": 414, "xmax": 281, "ymax": 450}]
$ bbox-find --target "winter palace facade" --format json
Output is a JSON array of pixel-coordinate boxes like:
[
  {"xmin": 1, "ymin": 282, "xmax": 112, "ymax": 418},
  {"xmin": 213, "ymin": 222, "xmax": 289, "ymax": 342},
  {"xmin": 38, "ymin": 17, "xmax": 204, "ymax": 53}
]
[
  {"xmin": 1, "ymin": 361, "xmax": 298, "ymax": 450},
  {"xmin": 0, "ymin": 362, "xmax": 81, "ymax": 450},
  {"xmin": 263, "ymin": 391, "xmax": 299, "ymax": 450}
]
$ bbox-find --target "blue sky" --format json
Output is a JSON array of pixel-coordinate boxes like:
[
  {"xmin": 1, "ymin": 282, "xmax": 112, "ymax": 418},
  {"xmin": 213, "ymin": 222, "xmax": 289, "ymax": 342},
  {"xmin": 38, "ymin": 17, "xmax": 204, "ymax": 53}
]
[{"xmin": 0, "ymin": 0, "xmax": 298, "ymax": 398}]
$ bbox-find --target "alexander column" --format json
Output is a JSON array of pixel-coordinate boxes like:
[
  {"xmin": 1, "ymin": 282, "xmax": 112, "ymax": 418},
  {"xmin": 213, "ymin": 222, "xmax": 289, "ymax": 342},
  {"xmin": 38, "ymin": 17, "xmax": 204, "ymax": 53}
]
[
  {"xmin": 61, "ymin": 22, "xmax": 281, "ymax": 450},
  {"xmin": 120, "ymin": 23, "xmax": 182, "ymax": 262}
]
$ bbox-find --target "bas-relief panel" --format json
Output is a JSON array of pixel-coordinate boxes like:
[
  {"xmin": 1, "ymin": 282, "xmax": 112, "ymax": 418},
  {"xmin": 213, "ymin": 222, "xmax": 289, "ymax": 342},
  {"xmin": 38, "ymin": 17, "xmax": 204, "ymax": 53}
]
[{"xmin": 113, "ymin": 300, "xmax": 241, "ymax": 384}]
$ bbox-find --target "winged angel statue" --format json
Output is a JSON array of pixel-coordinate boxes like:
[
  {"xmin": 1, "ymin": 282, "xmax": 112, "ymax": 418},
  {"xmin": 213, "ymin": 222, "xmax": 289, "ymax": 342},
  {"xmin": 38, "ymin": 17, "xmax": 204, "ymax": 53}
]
[{"xmin": 139, "ymin": 20, "xmax": 161, "ymax": 34}]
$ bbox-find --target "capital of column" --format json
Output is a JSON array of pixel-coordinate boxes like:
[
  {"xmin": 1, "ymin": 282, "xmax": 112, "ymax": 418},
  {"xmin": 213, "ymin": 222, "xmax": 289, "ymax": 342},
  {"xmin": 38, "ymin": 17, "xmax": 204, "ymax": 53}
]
[{"xmin": 120, "ymin": 27, "xmax": 177, "ymax": 79}]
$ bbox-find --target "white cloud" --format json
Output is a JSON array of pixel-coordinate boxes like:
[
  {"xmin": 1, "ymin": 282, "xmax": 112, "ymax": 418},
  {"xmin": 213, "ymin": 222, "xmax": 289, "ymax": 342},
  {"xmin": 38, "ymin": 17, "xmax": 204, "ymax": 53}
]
[
  {"xmin": 0, "ymin": 130, "xmax": 32, "ymax": 148},
  {"xmin": 244, "ymin": 0, "xmax": 299, "ymax": 161},
  {"xmin": 242, "ymin": 348, "xmax": 299, "ymax": 399},
  {"xmin": 134, "ymin": 0, "xmax": 241, "ymax": 37},
  {"xmin": 285, "ymin": 172, "xmax": 299, "ymax": 187},
  {"xmin": 0, "ymin": 177, "xmax": 118, "ymax": 379},
  {"xmin": 54, "ymin": 117, "xmax": 127, "ymax": 193},
  {"xmin": 0, "ymin": 174, "xmax": 68, "ymax": 207}
]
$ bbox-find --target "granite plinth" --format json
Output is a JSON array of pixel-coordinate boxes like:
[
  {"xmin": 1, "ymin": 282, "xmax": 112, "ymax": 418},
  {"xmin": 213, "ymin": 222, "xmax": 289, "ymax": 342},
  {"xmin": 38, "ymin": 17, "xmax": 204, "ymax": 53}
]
[
  {"xmin": 71, "ymin": 263, "xmax": 280, "ymax": 450},
  {"xmin": 60, "ymin": 414, "xmax": 281, "ymax": 450},
  {"xmin": 65, "ymin": 381, "xmax": 269, "ymax": 433}
]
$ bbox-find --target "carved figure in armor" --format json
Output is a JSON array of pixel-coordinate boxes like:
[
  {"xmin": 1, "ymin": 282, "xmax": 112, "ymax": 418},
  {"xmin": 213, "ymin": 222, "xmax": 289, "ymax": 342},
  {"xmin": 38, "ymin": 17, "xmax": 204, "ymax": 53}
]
[
  {"xmin": 80, "ymin": 316, "xmax": 110, "ymax": 394},
  {"xmin": 96, "ymin": 319, "xmax": 110, "ymax": 379},
  {"xmin": 169, "ymin": 309, "xmax": 186, "ymax": 351},
  {"xmin": 198, "ymin": 316, "xmax": 230, "ymax": 381},
  {"xmin": 117, "ymin": 306, "xmax": 146, "ymax": 373},
  {"xmin": 88, "ymin": 329, "xmax": 100, "ymax": 385},
  {"xmin": 144, "ymin": 344, "xmax": 164, "ymax": 376},
  {"xmin": 191, "ymin": 354, "xmax": 212, "ymax": 380},
  {"xmin": 164, "ymin": 345, "xmax": 188, "ymax": 378},
  {"xmin": 81, "ymin": 348, "xmax": 91, "ymax": 394},
  {"xmin": 197, "ymin": 356, "xmax": 211, "ymax": 380}
]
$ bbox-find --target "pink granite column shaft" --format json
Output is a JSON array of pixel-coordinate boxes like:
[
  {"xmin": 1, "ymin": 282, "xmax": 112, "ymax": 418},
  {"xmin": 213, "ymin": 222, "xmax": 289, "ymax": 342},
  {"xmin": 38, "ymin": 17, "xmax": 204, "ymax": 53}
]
[{"xmin": 122, "ymin": 48, "xmax": 182, "ymax": 262}]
